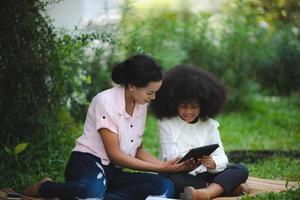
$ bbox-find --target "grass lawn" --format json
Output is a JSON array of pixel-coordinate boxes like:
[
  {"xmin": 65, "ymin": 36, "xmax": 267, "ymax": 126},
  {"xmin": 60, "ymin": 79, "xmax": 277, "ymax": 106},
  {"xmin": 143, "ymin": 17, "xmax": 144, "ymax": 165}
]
[{"xmin": 1, "ymin": 95, "xmax": 299, "ymax": 199}]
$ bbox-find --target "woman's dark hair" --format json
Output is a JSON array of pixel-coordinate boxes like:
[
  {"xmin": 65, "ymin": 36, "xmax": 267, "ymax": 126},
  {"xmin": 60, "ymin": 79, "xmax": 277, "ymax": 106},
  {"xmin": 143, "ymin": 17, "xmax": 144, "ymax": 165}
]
[
  {"xmin": 150, "ymin": 65, "xmax": 227, "ymax": 121},
  {"xmin": 111, "ymin": 54, "xmax": 162, "ymax": 87}
]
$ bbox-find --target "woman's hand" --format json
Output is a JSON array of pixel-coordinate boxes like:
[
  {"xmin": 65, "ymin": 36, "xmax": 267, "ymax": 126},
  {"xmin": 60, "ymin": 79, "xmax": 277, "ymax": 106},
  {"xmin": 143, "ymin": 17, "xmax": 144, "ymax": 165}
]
[
  {"xmin": 160, "ymin": 157, "xmax": 196, "ymax": 173},
  {"xmin": 200, "ymin": 155, "xmax": 216, "ymax": 170},
  {"xmin": 187, "ymin": 158, "xmax": 202, "ymax": 172}
]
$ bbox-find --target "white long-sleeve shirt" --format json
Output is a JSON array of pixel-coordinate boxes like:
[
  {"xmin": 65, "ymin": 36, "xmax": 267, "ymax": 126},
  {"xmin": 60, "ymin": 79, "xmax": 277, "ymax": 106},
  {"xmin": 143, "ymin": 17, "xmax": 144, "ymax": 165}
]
[{"xmin": 158, "ymin": 116, "xmax": 228, "ymax": 176}]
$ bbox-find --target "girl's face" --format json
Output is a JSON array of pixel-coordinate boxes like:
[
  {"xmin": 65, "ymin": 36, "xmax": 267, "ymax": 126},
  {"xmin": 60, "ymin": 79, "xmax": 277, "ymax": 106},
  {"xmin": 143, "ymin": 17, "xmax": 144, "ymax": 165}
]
[
  {"xmin": 177, "ymin": 101, "xmax": 200, "ymax": 123},
  {"xmin": 129, "ymin": 81, "xmax": 162, "ymax": 104}
]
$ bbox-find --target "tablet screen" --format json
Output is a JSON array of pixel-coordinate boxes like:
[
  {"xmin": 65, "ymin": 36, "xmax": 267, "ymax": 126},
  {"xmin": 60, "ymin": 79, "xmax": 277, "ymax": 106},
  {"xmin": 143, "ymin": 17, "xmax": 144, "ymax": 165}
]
[{"xmin": 178, "ymin": 143, "xmax": 219, "ymax": 163}]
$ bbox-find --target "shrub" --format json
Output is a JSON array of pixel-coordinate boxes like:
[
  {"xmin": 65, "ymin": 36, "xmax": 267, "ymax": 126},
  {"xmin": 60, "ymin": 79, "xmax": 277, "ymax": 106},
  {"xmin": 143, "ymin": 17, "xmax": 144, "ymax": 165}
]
[
  {"xmin": 0, "ymin": 0, "xmax": 115, "ymax": 145},
  {"xmin": 0, "ymin": 0, "xmax": 64, "ymax": 144},
  {"xmin": 257, "ymin": 27, "xmax": 300, "ymax": 95}
]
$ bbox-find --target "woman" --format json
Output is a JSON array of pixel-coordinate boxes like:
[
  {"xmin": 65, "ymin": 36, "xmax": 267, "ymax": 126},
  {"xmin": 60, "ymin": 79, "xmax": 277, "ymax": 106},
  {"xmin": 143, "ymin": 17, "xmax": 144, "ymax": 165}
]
[{"xmin": 23, "ymin": 55, "xmax": 193, "ymax": 200}]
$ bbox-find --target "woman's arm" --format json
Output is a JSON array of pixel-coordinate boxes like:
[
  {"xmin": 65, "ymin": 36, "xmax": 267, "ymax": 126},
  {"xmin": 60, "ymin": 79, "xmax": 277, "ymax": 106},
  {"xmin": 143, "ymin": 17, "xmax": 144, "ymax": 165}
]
[
  {"xmin": 99, "ymin": 128, "xmax": 188, "ymax": 173},
  {"xmin": 135, "ymin": 146, "xmax": 165, "ymax": 165}
]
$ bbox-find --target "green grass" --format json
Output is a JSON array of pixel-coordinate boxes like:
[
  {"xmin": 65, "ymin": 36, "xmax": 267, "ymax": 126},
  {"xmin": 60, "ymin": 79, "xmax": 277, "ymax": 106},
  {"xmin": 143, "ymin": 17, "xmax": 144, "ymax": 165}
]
[
  {"xmin": 242, "ymin": 188, "xmax": 300, "ymax": 200},
  {"xmin": 247, "ymin": 157, "xmax": 300, "ymax": 182},
  {"xmin": 218, "ymin": 95, "xmax": 300, "ymax": 151},
  {"xmin": 0, "ymin": 95, "xmax": 299, "ymax": 200}
]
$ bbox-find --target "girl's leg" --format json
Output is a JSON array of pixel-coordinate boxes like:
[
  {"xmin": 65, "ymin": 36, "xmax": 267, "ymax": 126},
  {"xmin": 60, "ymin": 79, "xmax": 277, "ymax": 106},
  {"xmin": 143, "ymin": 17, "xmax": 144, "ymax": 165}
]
[
  {"xmin": 206, "ymin": 163, "xmax": 249, "ymax": 196},
  {"xmin": 27, "ymin": 152, "xmax": 106, "ymax": 200},
  {"xmin": 183, "ymin": 186, "xmax": 217, "ymax": 200},
  {"xmin": 104, "ymin": 169, "xmax": 175, "ymax": 200},
  {"xmin": 183, "ymin": 164, "xmax": 249, "ymax": 200}
]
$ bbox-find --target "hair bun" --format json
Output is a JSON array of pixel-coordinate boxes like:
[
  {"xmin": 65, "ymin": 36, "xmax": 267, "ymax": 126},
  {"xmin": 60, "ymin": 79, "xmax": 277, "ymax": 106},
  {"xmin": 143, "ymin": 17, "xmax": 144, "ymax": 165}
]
[
  {"xmin": 111, "ymin": 62, "xmax": 127, "ymax": 84},
  {"xmin": 111, "ymin": 54, "xmax": 162, "ymax": 87}
]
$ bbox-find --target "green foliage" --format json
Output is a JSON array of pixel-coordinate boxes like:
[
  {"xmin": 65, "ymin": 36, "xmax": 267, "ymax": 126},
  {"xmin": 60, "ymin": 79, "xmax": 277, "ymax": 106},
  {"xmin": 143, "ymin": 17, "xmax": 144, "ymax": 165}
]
[
  {"xmin": 257, "ymin": 27, "xmax": 300, "ymax": 95},
  {"xmin": 0, "ymin": 0, "xmax": 116, "ymax": 146},
  {"xmin": 248, "ymin": 0, "xmax": 300, "ymax": 26},
  {"xmin": 0, "ymin": 108, "xmax": 82, "ymax": 190},
  {"xmin": 143, "ymin": 114, "xmax": 160, "ymax": 157},
  {"xmin": 4, "ymin": 143, "xmax": 28, "ymax": 157},
  {"xmin": 117, "ymin": 0, "xmax": 300, "ymax": 108},
  {"xmin": 55, "ymin": 32, "xmax": 114, "ymax": 121},
  {"xmin": 118, "ymin": 6, "xmax": 190, "ymax": 68},
  {"xmin": 0, "ymin": 0, "xmax": 65, "ymax": 145}
]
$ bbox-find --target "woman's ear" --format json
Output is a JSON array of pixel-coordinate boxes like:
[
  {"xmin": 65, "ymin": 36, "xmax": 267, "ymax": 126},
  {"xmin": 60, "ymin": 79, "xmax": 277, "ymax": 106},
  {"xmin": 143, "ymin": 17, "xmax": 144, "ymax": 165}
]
[{"xmin": 128, "ymin": 84, "xmax": 134, "ymax": 91}]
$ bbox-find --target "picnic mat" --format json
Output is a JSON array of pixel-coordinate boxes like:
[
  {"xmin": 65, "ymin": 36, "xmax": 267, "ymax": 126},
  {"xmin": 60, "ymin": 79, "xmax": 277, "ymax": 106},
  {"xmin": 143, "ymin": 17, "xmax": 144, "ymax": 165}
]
[
  {"xmin": 1, "ymin": 176, "xmax": 299, "ymax": 200},
  {"xmin": 213, "ymin": 176, "xmax": 299, "ymax": 200}
]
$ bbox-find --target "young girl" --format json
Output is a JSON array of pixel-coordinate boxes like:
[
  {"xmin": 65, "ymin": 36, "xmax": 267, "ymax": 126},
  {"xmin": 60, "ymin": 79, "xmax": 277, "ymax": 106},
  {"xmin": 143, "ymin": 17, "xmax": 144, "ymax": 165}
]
[
  {"xmin": 150, "ymin": 65, "xmax": 249, "ymax": 200},
  {"xmin": 23, "ymin": 55, "xmax": 193, "ymax": 200}
]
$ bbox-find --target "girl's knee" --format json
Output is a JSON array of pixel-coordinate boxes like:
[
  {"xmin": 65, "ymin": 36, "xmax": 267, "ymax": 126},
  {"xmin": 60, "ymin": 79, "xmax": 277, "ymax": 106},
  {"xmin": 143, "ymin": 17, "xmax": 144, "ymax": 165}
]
[{"xmin": 234, "ymin": 164, "xmax": 249, "ymax": 180}]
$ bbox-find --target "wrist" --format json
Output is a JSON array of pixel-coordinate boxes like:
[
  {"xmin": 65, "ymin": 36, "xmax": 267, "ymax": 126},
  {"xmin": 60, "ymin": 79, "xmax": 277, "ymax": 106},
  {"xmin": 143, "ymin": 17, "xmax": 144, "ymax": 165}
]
[{"xmin": 157, "ymin": 163, "xmax": 166, "ymax": 173}]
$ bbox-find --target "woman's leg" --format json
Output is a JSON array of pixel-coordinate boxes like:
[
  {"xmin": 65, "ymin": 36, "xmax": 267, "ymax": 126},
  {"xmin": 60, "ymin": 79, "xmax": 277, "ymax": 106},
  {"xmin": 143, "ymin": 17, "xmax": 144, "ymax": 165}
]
[
  {"xmin": 38, "ymin": 152, "xmax": 106, "ymax": 200},
  {"xmin": 104, "ymin": 168, "xmax": 175, "ymax": 200},
  {"xmin": 163, "ymin": 172, "xmax": 207, "ymax": 197}
]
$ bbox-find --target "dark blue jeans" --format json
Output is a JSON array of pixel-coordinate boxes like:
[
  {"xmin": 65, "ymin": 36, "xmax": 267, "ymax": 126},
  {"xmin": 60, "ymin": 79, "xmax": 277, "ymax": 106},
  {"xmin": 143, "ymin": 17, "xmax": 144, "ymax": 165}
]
[
  {"xmin": 164, "ymin": 164, "xmax": 249, "ymax": 197},
  {"xmin": 39, "ymin": 151, "xmax": 175, "ymax": 200}
]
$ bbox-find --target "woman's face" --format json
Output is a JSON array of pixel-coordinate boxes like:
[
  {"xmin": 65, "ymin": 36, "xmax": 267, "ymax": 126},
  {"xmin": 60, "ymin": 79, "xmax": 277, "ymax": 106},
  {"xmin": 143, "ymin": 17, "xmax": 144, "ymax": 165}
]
[
  {"xmin": 130, "ymin": 81, "xmax": 162, "ymax": 104},
  {"xmin": 177, "ymin": 101, "xmax": 200, "ymax": 123}
]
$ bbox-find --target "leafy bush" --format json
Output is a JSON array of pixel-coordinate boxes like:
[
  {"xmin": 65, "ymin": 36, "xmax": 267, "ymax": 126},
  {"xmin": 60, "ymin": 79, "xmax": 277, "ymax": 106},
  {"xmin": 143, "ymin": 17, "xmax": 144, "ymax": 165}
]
[
  {"xmin": 0, "ymin": 0, "xmax": 115, "ymax": 145},
  {"xmin": 0, "ymin": 0, "xmax": 64, "ymax": 144},
  {"xmin": 55, "ymin": 33, "xmax": 114, "ymax": 121},
  {"xmin": 257, "ymin": 27, "xmax": 300, "ymax": 95},
  {"xmin": 117, "ymin": 5, "xmax": 190, "ymax": 68},
  {"xmin": 117, "ymin": 0, "xmax": 300, "ymax": 108}
]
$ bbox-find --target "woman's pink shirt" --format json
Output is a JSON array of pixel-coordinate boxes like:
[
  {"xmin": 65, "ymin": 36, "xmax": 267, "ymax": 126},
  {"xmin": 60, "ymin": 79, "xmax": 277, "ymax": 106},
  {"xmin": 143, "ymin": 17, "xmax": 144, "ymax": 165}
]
[{"xmin": 73, "ymin": 85, "xmax": 147, "ymax": 165}]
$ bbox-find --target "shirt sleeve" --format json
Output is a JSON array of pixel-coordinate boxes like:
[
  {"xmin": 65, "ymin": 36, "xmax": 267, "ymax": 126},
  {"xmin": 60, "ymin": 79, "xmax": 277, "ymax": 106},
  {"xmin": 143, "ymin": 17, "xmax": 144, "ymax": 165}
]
[
  {"xmin": 158, "ymin": 120, "xmax": 177, "ymax": 161},
  {"xmin": 208, "ymin": 120, "xmax": 228, "ymax": 173},
  {"xmin": 93, "ymin": 95, "xmax": 118, "ymax": 134}
]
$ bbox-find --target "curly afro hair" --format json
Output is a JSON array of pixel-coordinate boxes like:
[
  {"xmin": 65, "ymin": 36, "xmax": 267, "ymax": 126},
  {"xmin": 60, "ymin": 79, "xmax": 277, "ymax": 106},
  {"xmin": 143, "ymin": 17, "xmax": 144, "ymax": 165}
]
[{"xmin": 150, "ymin": 65, "xmax": 227, "ymax": 121}]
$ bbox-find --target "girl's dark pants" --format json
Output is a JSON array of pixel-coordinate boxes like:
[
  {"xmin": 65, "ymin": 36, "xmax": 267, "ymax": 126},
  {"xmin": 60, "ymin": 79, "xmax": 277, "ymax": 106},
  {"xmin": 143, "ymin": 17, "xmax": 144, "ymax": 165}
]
[{"xmin": 164, "ymin": 164, "xmax": 249, "ymax": 198}]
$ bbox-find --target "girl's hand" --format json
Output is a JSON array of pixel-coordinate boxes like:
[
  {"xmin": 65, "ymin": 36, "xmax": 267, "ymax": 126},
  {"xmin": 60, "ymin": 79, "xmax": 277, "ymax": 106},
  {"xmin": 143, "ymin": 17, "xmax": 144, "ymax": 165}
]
[{"xmin": 199, "ymin": 155, "xmax": 216, "ymax": 170}]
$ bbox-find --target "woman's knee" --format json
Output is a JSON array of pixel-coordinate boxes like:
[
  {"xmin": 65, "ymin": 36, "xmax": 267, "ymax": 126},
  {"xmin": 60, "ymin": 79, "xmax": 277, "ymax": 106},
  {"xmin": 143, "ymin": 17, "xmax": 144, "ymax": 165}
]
[
  {"xmin": 155, "ymin": 176, "xmax": 176, "ymax": 198},
  {"xmin": 79, "ymin": 180, "xmax": 106, "ymax": 199}
]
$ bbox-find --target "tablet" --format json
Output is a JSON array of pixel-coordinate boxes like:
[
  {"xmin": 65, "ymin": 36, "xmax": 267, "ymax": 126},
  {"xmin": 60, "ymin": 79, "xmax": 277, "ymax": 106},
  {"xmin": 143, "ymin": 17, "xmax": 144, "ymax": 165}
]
[{"xmin": 177, "ymin": 143, "xmax": 219, "ymax": 163}]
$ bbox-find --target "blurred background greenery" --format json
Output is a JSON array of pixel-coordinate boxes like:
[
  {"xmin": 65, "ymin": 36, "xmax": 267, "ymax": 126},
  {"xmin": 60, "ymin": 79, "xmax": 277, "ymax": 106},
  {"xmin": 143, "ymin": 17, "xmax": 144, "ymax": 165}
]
[{"xmin": 0, "ymin": 0, "xmax": 299, "ymax": 199}]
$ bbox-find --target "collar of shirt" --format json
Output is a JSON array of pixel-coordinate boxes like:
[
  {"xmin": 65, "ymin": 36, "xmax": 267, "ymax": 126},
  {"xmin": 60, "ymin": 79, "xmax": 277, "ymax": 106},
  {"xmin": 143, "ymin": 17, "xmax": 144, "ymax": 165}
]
[
  {"xmin": 115, "ymin": 85, "xmax": 144, "ymax": 118},
  {"xmin": 171, "ymin": 116, "xmax": 200, "ymax": 142}
]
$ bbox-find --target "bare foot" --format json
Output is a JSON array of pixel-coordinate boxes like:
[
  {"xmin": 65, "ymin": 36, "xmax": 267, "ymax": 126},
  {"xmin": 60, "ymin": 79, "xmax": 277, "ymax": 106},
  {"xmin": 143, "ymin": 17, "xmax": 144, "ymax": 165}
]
[
  {"xmin": 231, "ymin": 183, "xmax": 250, "ymax": 196},
  {"xmin": 183, "ymin": 187, "xmax": 210, "ymax": 200},
  {"xmin": 23, "ymin": 177, "xmax": 53, "ymax": 197}
]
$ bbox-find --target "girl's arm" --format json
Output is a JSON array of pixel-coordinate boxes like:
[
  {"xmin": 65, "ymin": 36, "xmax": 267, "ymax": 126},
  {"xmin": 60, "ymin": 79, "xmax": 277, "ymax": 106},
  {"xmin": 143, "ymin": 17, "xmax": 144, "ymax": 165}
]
[
  {"xmin": 158, "ymin": 120, "xmax": 177, "ymax": 161},
  {"xmin": 99, "ymin": 128, "xmax": 188, "ymax": 173},
  {"xmin": 208, "ymin": 120, "xmax": 228, "ymax": 172}
]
